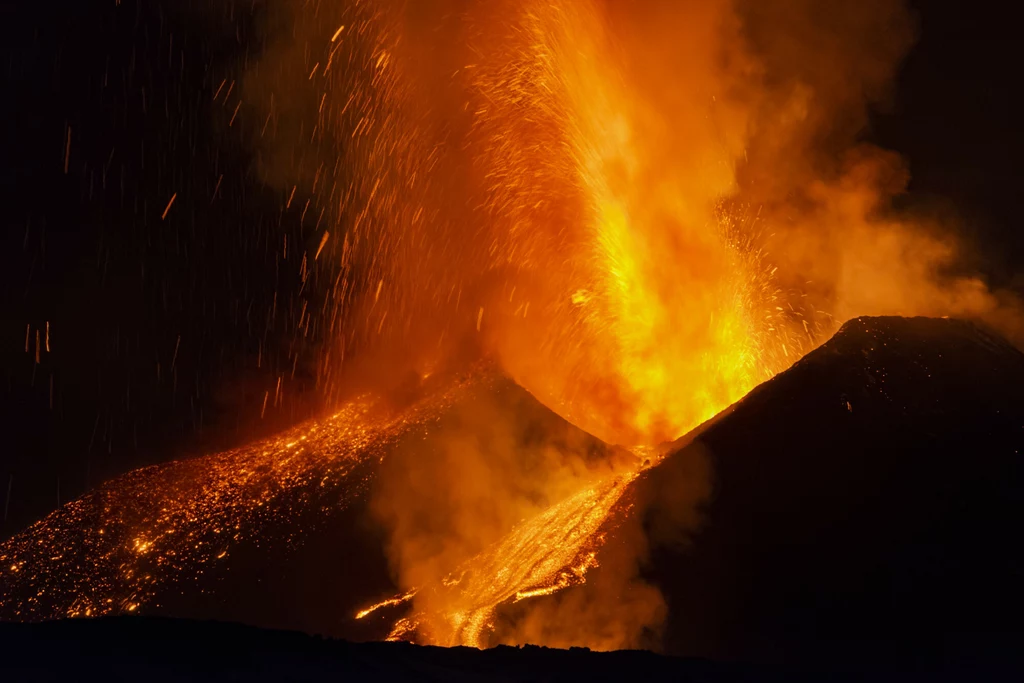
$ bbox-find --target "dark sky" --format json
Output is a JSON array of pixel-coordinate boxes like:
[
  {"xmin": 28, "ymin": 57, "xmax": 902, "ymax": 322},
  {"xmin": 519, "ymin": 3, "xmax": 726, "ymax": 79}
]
[
  {"xmin": 0, "ymin": 1, "xmax": 320, "ymax": 537},
  {"xmin": 1, "ymin": 0, "xmax": 1022, "ymax": 539},
  {"xmin": 872, "ymin": 0, "xmax": 1024, "ymax": 281}
]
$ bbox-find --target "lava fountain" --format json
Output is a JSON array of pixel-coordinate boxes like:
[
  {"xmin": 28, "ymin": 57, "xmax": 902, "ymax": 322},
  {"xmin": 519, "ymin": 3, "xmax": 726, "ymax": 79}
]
[{"xmin": 253, "ymin": 0, "xmax": 808, "ymax": 447}]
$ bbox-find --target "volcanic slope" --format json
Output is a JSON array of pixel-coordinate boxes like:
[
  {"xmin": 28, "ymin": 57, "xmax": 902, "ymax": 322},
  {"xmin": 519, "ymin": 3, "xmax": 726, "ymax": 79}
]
[
  {"xmin": 0, "ymin": 368, "xmax": 636, "ymax": 641},
  {"xmin": 503, "ymin": 316, "xmax": 1024, "ymax": 666}
]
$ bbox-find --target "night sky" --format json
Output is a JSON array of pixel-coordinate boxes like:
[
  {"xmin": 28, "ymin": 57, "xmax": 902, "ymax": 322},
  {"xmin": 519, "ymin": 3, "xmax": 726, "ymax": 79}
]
[{"xmin": 1, "ymin": 0, "xmax": 1021, "ymax": 539}]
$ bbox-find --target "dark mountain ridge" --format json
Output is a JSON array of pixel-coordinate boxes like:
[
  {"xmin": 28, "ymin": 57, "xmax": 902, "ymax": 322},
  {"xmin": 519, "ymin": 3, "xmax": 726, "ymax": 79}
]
[{"xmin": 574, "ymin": 316, "xmax": 1024, "ymax": 668}]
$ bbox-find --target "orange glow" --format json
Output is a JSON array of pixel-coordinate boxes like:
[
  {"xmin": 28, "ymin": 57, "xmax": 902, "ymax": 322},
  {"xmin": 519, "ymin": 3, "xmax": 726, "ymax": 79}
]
[
  {"xmin": 471, "ymin": 1, "xmax": 776, "ymax": 446},
  {"xmin": 356, "ymin": 590, "xmax": 416, "ymax": 620}
]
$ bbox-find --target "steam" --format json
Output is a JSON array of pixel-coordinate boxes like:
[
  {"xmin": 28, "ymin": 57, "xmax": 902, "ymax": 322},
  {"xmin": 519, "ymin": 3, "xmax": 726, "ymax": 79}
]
[
  {"xmin": 369, "ymin": 378, "xmax": 639, "ymax": 644},
  {"xmin": 238, "ymin": 0, "xmax": 1024, "ymax": 651},
  {"xmin": 729, "ymin": 0, "xmax": 1024, "ymax": 345},
  {"xmin": 494, "ymin": 442, "xmax": 714, "ymax": 651}
]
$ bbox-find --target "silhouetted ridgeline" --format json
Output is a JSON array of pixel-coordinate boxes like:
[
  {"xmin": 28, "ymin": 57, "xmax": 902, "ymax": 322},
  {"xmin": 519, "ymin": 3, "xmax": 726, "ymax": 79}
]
[
  {"xmin": 562, "ymin": 316, "xmax": 1024, "ymax": 669},
  {"xmin": 1, "ymin": 615, "xmax": 1017, "ymax": 682}
]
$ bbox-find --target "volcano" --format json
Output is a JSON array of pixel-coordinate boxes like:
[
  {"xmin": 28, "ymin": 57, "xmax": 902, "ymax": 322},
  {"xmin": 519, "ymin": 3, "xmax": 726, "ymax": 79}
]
[{"xmin": 1, "ymin": 315, "xmax": 1023, "ymax": 672}]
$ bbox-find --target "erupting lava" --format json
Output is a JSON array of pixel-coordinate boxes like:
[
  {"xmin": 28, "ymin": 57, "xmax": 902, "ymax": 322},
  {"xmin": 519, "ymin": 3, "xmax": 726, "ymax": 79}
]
[
  {"xmin": 4, "ymin": 0, "xmax": 1015, "ymax": 654},
  {"xmin": 255, "ymin": 0, "xmax": 813, "ymax": 447},
  {"xmin": 463, "ymin": 1, "xmax": 799, "ymax": 446}
]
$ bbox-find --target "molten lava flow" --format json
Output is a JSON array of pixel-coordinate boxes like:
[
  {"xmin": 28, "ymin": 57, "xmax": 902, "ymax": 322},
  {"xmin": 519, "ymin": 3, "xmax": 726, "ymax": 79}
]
[{"xmin": 359, "ymin": 468, "xmax": 640, "ymax": 648}]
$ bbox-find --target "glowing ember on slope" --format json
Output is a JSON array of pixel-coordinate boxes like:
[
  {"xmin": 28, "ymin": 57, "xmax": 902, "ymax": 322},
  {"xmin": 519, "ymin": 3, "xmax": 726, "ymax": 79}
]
[{"xmin": 0, "ymin": 376, "xmax": 479, "ymax": 621}]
